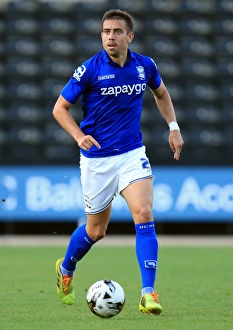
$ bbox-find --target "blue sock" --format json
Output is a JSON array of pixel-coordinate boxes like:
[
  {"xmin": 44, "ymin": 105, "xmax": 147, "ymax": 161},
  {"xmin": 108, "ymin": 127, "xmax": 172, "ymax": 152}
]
[
  {"xmin": 135, "ymin": 221, "xmax": 158, "ymax": 293},
  {"xmin": 62, "ymin": 224, "xmax": 95, "ymax": 273}
]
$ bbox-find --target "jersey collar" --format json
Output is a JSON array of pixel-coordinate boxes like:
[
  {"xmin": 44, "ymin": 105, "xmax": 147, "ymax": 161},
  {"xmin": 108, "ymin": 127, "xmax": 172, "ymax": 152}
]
[{"xmin": 102, "ymin": 49, "xmax": 135, "ymax": 65}]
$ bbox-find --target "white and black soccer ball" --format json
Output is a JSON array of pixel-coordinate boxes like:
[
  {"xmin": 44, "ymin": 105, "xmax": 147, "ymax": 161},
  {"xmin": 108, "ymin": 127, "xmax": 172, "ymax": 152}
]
[{"xmin": 86, "ymin": 279, "xmax": 125, "ymax": 318}]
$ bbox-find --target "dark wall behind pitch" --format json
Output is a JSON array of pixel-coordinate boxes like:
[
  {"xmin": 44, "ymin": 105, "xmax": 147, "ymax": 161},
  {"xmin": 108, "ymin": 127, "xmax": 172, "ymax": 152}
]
[{"xmin": 0, "ymin": 0, "xmax": 233, "ymax": 166}]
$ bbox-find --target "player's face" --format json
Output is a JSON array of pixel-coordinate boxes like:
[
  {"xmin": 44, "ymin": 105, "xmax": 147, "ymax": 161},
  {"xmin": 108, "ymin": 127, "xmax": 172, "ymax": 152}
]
[{"xmin": 101, "ymin": 19, "xmax": 134, "ymax": 60}]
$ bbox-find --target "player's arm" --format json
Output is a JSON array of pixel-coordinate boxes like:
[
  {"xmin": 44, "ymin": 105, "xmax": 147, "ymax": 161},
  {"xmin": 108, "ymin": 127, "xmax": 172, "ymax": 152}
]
[
  {"xmin": 151, "ymin": 81, "xmax": 184, "ymax": 160},
  {"xmin": 53, "ymin": 95, "xmax": 100, "ymax": 151}
]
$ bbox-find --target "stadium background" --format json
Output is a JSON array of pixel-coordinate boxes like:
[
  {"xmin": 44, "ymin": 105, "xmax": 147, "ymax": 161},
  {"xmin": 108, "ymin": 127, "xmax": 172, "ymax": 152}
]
[{"xmin": 0, "ymin": 0, "xmax": 233, "ymax": 235}]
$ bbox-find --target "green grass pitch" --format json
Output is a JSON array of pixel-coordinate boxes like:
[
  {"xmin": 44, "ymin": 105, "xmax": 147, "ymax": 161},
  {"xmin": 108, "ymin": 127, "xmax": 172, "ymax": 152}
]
[{"xmin": 1, "ymin": 244, "xmax": 233, "ymax": 330}]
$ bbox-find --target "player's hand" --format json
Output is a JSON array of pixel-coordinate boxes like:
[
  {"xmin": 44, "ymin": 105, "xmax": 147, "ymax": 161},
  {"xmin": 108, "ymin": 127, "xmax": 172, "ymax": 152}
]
[
  {"xmin": 169, "ymin": 131, "xmax": 184, "ymax": 161},
  {"xmin": 77, "ymin": 135, "xmax": 101, "ymax": 151}
]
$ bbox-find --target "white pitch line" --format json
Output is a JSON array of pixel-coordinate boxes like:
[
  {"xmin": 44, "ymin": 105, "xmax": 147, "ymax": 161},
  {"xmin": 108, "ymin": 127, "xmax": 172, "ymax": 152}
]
[{"xmin": 0, "ymin": 235, "xmax": 233, "ymax": 247}]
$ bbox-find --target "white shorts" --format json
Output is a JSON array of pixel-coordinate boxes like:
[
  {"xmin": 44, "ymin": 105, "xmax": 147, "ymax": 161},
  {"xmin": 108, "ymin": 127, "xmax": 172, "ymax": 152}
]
[{"xmin": 80, "ymin": 146, "xmax": 153, "ymax": 214}]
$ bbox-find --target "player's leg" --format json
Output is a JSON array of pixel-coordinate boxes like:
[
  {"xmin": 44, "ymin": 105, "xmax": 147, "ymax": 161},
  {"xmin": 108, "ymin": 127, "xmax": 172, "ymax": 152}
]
[
  {"xmin": 56, "ymin": 206, "xmax": 111, "ymax": 305},
  {"xmin": 62, "ymin": 206, "xmax": 111, "ymax": 272},
  {"xmin": 121, "ymin": 178, "xmax": 162, "ymax": 315},
  {"xmin": 56, "ymin": 153, "xmax": 117, "ymax": 305},
  {"xmin": 85, "ymin": 205, "xmax": 112, "ymax": 241}
]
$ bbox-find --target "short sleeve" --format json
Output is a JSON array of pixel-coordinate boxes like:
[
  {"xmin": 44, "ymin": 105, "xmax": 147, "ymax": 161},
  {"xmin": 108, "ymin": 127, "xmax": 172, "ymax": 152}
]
[
  {"xmin": 61, "ymin": 63, "xmax": 89, "ymax": 104},
  {"xmin": 147, "ymin": 57, "xmax": 162, "ymax": 90}
]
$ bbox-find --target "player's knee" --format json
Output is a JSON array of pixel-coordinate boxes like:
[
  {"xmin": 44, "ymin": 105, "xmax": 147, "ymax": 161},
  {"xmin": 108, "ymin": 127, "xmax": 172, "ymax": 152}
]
[
  {"xmin": 134, "ymin": 205, "xmax": 153, "ymax": 222},
  {"xmin": 91, "ymin": 230, "xmax": 106, "ymax": 242}
]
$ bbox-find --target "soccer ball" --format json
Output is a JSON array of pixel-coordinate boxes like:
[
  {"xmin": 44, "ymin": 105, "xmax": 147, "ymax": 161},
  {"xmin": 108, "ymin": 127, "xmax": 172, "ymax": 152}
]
[{"xmin": 86, "ymin": 279, "xmax": 125, "ymax": 318}]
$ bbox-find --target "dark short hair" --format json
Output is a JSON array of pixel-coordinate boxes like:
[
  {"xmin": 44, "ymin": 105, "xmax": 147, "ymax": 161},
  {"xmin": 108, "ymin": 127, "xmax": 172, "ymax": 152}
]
[{"xmin": 102, "ymin": 9, "xmax": 134, "ymax": 32}]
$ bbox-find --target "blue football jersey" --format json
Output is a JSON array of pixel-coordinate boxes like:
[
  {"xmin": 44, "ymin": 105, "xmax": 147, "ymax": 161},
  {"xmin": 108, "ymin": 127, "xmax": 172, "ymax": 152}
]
[{"xmin": 61, "ymin": 49, "xmax": 162, "ymax": 157}]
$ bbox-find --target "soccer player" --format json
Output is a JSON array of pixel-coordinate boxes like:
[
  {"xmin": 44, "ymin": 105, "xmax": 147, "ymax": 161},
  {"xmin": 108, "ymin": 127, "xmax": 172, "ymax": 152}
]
[{"xmin": 53, "ymin": 9, "xmax": 184, "ymax": 315}]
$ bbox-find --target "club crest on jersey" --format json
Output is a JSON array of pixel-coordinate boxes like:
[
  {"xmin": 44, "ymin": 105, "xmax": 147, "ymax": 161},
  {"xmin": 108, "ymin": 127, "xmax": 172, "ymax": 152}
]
[
  {"xmin": 73, "ymin": 65, "xmax": 86, "ymax": 81},
  {"xmin": 136, "ymin": 66, "xmax": 145, "ymax": 80}
]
